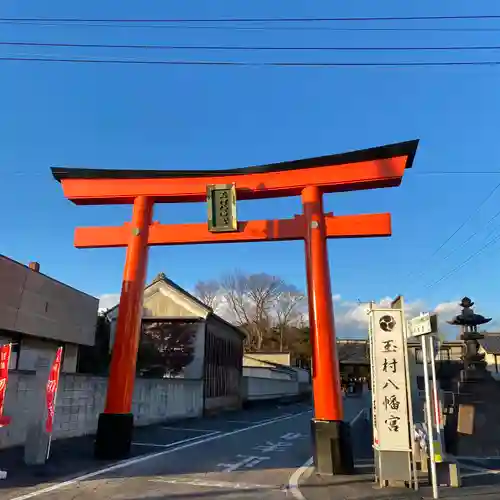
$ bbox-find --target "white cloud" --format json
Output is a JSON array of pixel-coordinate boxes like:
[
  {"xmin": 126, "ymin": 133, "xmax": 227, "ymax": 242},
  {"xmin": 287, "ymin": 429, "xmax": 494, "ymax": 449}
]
[
  {"xmin": 98, "ymin": 288, "xmax": 465, "ymax": 340},
  {"xmin": 98, "ymin": 293, "xmax": 120, "ymax": 312},
  {"xmin": 333, "ymin": 297, "xmax": 463, "ymax": 339},
  {"xmin": 434, "ymin": 301, "xmax": 461, "ymax": 316}
]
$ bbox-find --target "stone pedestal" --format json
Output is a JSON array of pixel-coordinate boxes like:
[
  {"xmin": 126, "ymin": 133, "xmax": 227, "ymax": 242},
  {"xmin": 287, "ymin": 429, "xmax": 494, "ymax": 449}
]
[
  {"xmin": 94, "ymin": 413, "xmax": 134, "ymax": 459},
  {"xmin": 311, "ymin": 419, "xmax": 354, "ymax": 475},
  {"xmin": 454, "ymin": 378, "xmax": 500, "ymax": 457},
  {"xmin": 24, "ymin": 350, "xmax": 57, "ymax": 465}
]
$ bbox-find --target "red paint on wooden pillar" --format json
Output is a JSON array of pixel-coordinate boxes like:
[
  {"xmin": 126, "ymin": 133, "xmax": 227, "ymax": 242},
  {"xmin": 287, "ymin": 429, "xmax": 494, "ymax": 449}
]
[
  {"xmin": 105, "ymin": 196, "xmax": 153, "ymax": 414},
  {"xmin": 302, "ymin": 185, "xmax": 343, "ymax": 422}
]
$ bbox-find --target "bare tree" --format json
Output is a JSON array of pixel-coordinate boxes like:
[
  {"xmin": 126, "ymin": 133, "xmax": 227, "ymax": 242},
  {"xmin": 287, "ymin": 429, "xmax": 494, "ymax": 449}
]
[
  {"xmin": 137, "ymin": 321, "xmax": 196, "ymax": 377},
  {"xmin": 275, "ymin": 287, "xmax": 307, "ymax": 352},
  {"xmin": 194, "ymin": 280, "xmax": 221, "ymax": 311},
  {"xmin": 219, "ymin": 271, "xmax": 284, "ymax": 351}
]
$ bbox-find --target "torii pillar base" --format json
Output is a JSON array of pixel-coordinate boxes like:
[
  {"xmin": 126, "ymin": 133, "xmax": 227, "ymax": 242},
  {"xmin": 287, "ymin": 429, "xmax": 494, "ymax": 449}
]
[
  {"xmin": 95, "ymin": 413, "xmax": 134, "ymax": 459},
  {"xmin": 311, "ymin": 420, "xmax": 354, "ymax": 475}
]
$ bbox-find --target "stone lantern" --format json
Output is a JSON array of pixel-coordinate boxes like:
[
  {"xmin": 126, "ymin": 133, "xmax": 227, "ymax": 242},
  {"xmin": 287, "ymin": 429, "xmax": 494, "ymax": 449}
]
[
  {"xmin": 444, "ymin": 297, "xmax": 500, "ymax": 458},
  {"xmin": 446, "ymin": 297, "xmax": 491, "ymax": 383}
]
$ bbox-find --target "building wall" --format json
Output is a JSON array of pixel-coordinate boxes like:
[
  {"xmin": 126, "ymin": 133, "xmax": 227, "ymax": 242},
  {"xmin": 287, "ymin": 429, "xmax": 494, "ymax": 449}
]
[
  {"xmin": 182, "ymin": 322, "xmax": 205, "ymax": 379},
  {"xmin": 406, "ymin": 341, "xmax": 465, "ymax": 416},
  {"xmin": 242, "ymin": 355, "xmax": 273, "ymax": 368},
  {"xmin": 0, "ymin": 255, "xmax": 98, "ymax": 346},
  {"xmin": 17, "ymin": 337, "xmax": 79, "ymax": 373},
  {"xmin": 107, "ymin": 280, "xmax": 245, "ymax": 404},
  {"xmin": 291, "ymin": 367, "xmax": 311, "ymax": 384},
  {"xmin": 108, "ymin": 281, "xmax": 209, "ymax": 379},
  {"xmin": 0, "ymin": 335, "xmax": 79, "ymax": 373},
  {"xmin": 407, "ymin": 341, "xmax": 464, "ymax": 381},
  {"xmin": 243, "ymin": 354, "xmax": 307, "ymax": 382},
  {"xmin": 241, "ymin": 376, "xmax": 300, "ymax": 401},
  {"xmin": 246, "ymin": 352, "xmax": 291, "ymax": 366},
  {"xmin": 242, "ymin": 366, "xmax": 291, "ymax": 381},
  {"xmin": 1, "ymin": 372, "xmax": 203, "ymax": 449},
  {"xmin": 0, "ymin": 334, "xmax": 18, "ymax": 369},
  {"xmin": 142, "ymin": 284, "xmax": 207, "ymax": 319},
  {"xmin": 478, "ymin": 346, "xmax": 500, "ymax": 380},
  {"xmin": 204, "ymin": 315, "xmax": 243, "ymax": 412}
]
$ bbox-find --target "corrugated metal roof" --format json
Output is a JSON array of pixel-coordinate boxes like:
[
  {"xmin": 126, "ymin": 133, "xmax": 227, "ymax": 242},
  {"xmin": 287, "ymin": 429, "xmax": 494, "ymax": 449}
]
[
  {"xmin": 338, "ymin": 341, "xmax": 369, "ymax": 364},
  {"xmin": 480, "ymin": 334, "xmax": 500, "ymax": 355}
]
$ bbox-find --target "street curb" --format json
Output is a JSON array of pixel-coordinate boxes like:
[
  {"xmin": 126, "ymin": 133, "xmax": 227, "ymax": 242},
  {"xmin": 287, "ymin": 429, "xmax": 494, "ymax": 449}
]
[{"xmin": 289, "ymin": 406, "xmax": 369, "ymax": 500}]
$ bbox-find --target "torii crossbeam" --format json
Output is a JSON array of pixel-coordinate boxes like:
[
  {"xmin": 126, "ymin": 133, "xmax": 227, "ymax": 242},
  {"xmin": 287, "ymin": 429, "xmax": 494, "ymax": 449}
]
[{"xmin": 52, "ymin": 139, "xmax": 418, "ymax": 474}]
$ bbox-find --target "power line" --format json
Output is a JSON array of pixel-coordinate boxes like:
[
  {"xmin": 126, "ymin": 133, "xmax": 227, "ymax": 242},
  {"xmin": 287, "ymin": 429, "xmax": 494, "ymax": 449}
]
[
  {"xmin": 409, "ymin": 207, "xmax": 500, "ymax": 292},
  {"xmin": 425, "ymin": 230, "xmax": 500, "ymax": 290},
  {"xmin": 413, "ymin": 211, "xmax": 500, "ymax": 287},
  {"xmin": 402, "ymin": 180, "xmax": 500, "ymax": 286},
  {"xmin": 5, "ymin": 41, "xmax": 500, "ymax": 52},
  {"xmin": 3, "ymin": 21, "xmax": 500, "ymax": 32},
  {"xmin": 3, "ymin": 14, "xmax": 500, "ymax": 22},
  {"xmin": 439, "ymin": 207, "xmax": 500, "ymax": 262},
  {"xmin": 428, "ymin": 180, "xmax": 500, "ymax": 259},
  {"xmin": 414, "ymin": 171, "xmax": 500, "ymax": 175},
  {"xmin": 3, "ymin": 56, "xmax": 500, "ymax": 67}
]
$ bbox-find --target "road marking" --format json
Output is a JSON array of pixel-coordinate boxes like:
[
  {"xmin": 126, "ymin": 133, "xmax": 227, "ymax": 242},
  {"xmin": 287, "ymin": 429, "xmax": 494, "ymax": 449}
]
[
  {"xmin": 355, "ymin": 463, "xmax": 374, "ymax": 469},
  {"xmin": 350, "ymin": 407, "xmax": 368, "ymax": 426},
  {"xmin": 287, "ymin": 406, "xmax": 369, "ymax": 500},
  {"xmin": 225, "ymin": 420, "xmax": 259, "ymax": 424},
  {"xmin": 160, "ymin": 426, "xmax": 220, "ymax": 433},
  {"xmin": 132, "ymin": 432, "xmax": 221, "ymax": 448},
  {"xmin": 281, "ymin": 432, "xmax": 304, "ymax": 441},
  {"xmin": 8, "ymin": 409, "xmax": 312, "ymax": 500},
  {"xmin": 226, "ymin": 414, "xmax": 292, "ymax": 425},
  {"xmin": 458, "ymin": 462, "xmax": 500, "ymax": 475},
  {"xmin": 218, "ymin": 454, "xmax": 271, "ymax": 472},
  {"xmin": 254, "ymin": 441, "xmax": 293, "ymax": 453},
  {"xmin": 457, "ymin": 455, "xmax": 500, "ymax": 461},
  {"xmin": 461, "ymin": 470, "xmax": 499, "ymax": 478},
  {"xmin": 149, "ymin": 477, "xmax": 277, "ymax": 490},
  {"xmin": 288, "ymin": 457, "xmax": 313, "ymax": 500}
]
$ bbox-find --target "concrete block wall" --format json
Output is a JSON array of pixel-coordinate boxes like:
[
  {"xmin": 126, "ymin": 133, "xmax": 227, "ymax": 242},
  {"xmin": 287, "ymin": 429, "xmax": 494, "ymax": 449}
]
[
  {"xmin": 0, "ymin": 371, "xmax": 203, "ymax": 449},
  {"xmin": 242, "ymin": 376, "xmax": 301, "ymax": 401}
]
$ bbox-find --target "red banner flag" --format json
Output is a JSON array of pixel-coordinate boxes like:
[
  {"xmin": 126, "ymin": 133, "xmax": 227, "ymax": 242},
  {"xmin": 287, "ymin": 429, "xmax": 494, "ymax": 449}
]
[
  {"xmin": 0, "ymin": 344, "xmax": 12, "ymax": 428},
  {"xmin": 45, "ymin": 347, "xmax": 63, "ymax": 434}
]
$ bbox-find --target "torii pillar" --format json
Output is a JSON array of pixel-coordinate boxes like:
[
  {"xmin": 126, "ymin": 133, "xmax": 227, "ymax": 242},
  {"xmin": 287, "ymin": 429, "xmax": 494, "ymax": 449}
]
[
  {"xmin": 303, "ymin": 185, "xmax": 351, "ymax": 473},
  {"xmin": 51, "ymin": 139, "xmax": 418, "ymax": 473}
]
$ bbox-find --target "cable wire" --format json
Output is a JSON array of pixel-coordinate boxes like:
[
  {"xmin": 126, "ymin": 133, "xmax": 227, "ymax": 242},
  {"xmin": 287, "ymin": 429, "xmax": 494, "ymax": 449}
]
[
  {"xmin": 3, "ymin": 14, "xmax": 500, "ymax": 22},
  {"xmin": 414, "ymin": 171, "xmax": 500, "ymax": 175},
  {"xmin": 5, "ymin": 41, "xmax": 500, "ymax": 52},
  {"xmin": 409, "ymin": 205, "xmax": 500, "ymax": 288},
  {"xmin": 440, "ymin": 207, "xmax": 500, "ymax": 261},
  {"xmin": 3, "ymin": 56, "xmax": 500, "ymax": 67},
  {"xmin": 428, "ymin": 181, "xmax": 500, "ymax": 259},
  {"xmin": 3, "ymin": 21, "xmax": 500, "ymax": 32},
  {"xmin": 425, "ymin": 230, "xmax": 500, "ymax": 290},
  {"xmin": 402, "ymin": 180, "xmax": 500, "ymax": 286}
]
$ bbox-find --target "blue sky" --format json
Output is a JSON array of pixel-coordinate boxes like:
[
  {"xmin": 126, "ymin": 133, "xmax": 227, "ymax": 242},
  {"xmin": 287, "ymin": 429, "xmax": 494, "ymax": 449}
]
[{"xmin": 2, "ymin": 1, "xmax": 500, "ymax": 333}]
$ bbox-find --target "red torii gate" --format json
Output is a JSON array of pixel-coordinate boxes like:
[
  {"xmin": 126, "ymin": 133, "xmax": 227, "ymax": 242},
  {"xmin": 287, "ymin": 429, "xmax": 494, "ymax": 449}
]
[{"xmin": 52, "ymin": 139, "xmax": 418, "ymax": 474}]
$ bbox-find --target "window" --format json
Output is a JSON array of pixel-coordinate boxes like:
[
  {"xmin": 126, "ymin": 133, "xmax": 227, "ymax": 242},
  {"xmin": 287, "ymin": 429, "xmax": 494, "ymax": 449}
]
[
  {"xmin": 0, "ymin": 332, "xmax": 21, "ymax": 370},
  {"xmin": 414, "ymin": 346, "xmax": 451, "ymax": 363}
]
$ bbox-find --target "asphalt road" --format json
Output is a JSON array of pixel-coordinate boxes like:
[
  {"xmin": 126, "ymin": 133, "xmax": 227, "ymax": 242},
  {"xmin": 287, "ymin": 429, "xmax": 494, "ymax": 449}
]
[{"xmin": 0, "ymin": 398, "xmax": 368, "ymax": 500}]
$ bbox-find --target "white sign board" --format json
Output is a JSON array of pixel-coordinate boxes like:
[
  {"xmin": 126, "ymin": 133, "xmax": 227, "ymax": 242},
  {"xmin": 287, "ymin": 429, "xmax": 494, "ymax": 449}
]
[
  {"xmin": 408, "ymin": 313, "xmax": 432, "ymax": 337},
  {"xmin": 370, "ymin": 308, "xmax": 411, "ymax": 452}
]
